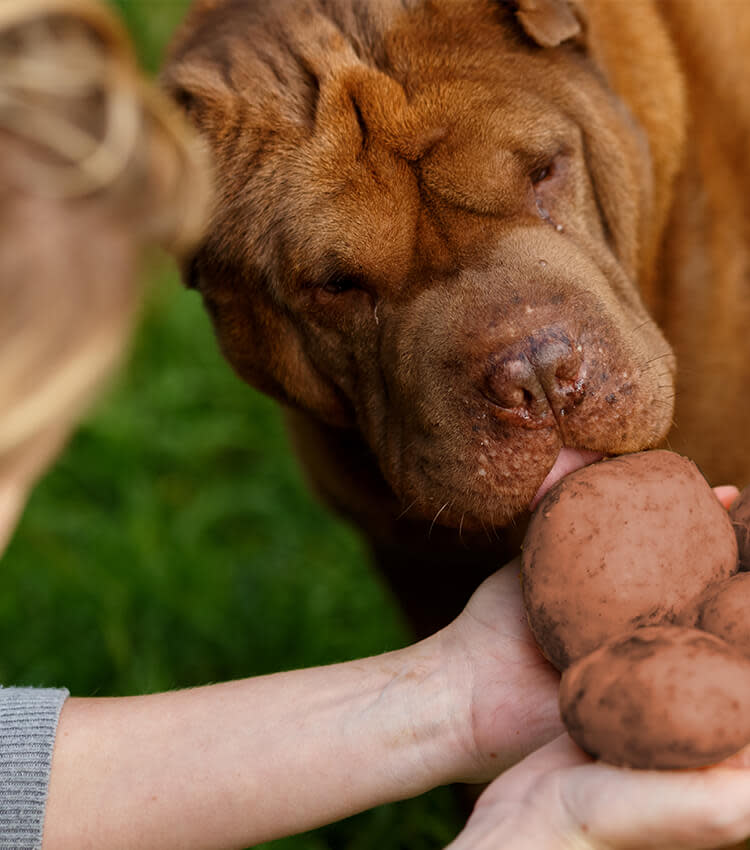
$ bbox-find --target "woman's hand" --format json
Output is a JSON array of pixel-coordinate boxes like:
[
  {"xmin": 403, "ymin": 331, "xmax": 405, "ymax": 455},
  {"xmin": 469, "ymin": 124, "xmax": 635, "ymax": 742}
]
[
  {"xmin": 424, "ymin": 486, "xmax": 739, "ymax": 782},
  {"xmin": 448, "ymin": 734, "xmax": 750, "ymax": 849},
  {"xmin": 431, "ymin": 484, "xmax": 743, "ymax": 785}
]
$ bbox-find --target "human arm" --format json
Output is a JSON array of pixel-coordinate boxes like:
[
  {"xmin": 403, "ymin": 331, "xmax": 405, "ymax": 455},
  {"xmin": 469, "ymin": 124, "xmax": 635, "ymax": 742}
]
[
  {"xmin": 42, "ymin": 562, "xmax": 561, "ymax": 850},
  {"xmin": 43, "ymin": 646, "xmax": 466, "ymax": 850}
]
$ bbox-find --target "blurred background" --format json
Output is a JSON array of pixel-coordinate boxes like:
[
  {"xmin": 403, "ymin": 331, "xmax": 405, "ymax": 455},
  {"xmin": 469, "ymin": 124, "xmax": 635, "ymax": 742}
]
[{"xmin": 1, "ymin": 1, "xmax": 461, "ymax": 847}]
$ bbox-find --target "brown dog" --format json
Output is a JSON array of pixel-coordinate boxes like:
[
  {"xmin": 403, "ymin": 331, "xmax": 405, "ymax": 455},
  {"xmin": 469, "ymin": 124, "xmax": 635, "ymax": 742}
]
[{"xmin": 162, "ymin": 0, "xmax": 750, "ymax": 636}]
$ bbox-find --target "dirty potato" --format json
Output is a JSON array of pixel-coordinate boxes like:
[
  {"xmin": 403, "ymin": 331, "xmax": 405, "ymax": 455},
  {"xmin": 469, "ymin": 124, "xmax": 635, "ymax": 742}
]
[
  {"xmin": 559, "ymin": 625, "xmax": 750, "ymax": 768},
  {"xmin": 680, "ymin": 572, "xmax": 750, "ymax": 657},
  {"xmin": 521, "ymin": 450, "xmax": 737, "ymax": 670}
]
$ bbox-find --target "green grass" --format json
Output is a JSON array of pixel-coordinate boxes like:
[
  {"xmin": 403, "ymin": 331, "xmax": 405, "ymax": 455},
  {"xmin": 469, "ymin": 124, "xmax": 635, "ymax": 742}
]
[{"xmin": 2, "ymin": 2, "xmax": 463, "ymax": 845}]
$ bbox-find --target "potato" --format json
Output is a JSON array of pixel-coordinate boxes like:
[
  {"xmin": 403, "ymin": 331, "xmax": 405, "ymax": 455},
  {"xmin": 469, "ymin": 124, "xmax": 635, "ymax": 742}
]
[
  {"xmin": 681, "ymin": 572, "xmax": 750, "ymax": 657},
  {"xmin": 560, "ymin": 625, "xmax": 750, "ymax": 768},
  {"xmin": 730, "ymin": 485, "xmax": 750, "ymax": 571},
  {"xmin": 521, "ymin": 450, "xmax": 738, "ymax": 671}
]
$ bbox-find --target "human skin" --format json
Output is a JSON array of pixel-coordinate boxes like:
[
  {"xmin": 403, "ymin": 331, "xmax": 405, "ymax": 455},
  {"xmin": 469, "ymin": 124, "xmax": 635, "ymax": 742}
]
[{"xmin": 448, "ymin": 734, "xmax": 750, "ymax": 850}]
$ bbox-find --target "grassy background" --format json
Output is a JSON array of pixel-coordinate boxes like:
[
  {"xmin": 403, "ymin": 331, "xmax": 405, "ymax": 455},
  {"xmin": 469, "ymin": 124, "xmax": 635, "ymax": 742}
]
[{"xmin": 2, "ymin": 2, "xmax": 462, "ymax": 847}]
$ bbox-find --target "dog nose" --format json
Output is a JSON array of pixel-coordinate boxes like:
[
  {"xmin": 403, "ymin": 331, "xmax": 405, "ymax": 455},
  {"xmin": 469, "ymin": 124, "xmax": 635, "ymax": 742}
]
[{"xmin": 484, "ymin": 327, "xmax": 585, "ymax": 427}]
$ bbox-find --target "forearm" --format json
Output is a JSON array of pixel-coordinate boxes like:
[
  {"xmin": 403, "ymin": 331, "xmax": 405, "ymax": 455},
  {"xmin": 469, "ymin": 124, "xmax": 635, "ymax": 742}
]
[{"xmin": 42, "ymin": 636, "xmax": 466, "ymax": 850}]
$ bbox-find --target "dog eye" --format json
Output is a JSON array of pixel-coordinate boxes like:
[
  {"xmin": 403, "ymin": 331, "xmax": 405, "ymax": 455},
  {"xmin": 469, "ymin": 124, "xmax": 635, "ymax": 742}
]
[
  {"xmin": 321, "ymin": 273, "xmax": 363, "ymax": 295},
  {"xmin": 531, "ymin": 163, "xmax": 554, "ymax": 185}
]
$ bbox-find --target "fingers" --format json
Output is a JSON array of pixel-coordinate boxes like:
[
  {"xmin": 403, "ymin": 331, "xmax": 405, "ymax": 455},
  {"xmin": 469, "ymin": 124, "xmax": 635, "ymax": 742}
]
[
  {"xmin": 557, "ymin": 759, "xmax": 750, "ymax": 849},
  {"xmin": 470, "ymin": 735, "xmax": 750, "ymax": 850},
  {"xmin": 714, "ymin": 485, "xmax": 740, "ymax": 510}
]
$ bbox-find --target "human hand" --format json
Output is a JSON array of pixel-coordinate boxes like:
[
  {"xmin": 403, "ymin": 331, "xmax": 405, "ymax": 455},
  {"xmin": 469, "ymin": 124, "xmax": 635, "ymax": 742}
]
[
  {"xmin": 447, "ymin": 733, "xmax": 750, "ymax": 849},
  {"xmin": 714, "ymin": 485, "xmax": 740, "ymax": 510},
  {"xmin": 431, "ymin": 484, "xmax": 742, "ymax": 785}
]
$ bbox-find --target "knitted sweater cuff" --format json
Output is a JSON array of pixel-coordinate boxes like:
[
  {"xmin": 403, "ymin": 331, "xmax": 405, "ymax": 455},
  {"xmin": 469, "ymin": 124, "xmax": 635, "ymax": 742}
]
[{"xmin": 0, "ymin": 686, "xmax": 69, "ymax": 850}]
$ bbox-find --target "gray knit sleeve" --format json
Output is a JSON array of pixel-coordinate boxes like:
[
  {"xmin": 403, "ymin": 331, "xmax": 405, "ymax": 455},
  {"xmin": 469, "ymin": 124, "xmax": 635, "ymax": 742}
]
[{"xmin": 0, "ymin": 686, "xmax": 69, "ymax": 850}]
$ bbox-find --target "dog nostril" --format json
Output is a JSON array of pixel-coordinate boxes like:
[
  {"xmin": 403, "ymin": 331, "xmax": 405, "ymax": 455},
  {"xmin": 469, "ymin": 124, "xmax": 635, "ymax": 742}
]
[
  {"xmin": 485, "ymin": 353, "xmax": 546, "ymax": 415},
  {"xmin": 484, "ymin": 328, "xmax": 586, "ymax": 426},
  {"xmin": 503, "ymin": 384, "xmax": 536, "ymax": 409},
  {"xmin": 501, "ymin": 360, "xmax": 539, "ymax": 408}
]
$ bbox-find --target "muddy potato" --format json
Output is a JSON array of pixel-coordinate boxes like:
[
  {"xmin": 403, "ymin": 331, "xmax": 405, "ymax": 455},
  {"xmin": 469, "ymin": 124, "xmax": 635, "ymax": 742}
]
[
  {"xmin": 730, "ymin": 485, "xmax": 750, "ymax": 571},
  {"xmin": 559, "ymin": 625, "xmax": 750, "ymax": 768},
  {"xmin": 521, "ymin": 450, "xmax": 738, "ymax": 671},
  {"xmin": 681, "ymin": 573, "xmax": 750, "ymax": 657}
]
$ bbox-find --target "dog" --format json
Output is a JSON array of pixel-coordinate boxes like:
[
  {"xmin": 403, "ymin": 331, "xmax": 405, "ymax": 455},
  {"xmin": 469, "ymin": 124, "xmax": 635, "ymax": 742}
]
[{"xmin": 162, "ymin": 0, "xmax": 750, "ymax": 636}]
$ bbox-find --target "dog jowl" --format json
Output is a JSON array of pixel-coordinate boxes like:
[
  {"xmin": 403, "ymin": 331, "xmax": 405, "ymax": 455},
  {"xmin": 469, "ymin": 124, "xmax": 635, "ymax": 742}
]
[{"xmin": 162, "ymin": 0, "xmax": 749, "ymax": 629}]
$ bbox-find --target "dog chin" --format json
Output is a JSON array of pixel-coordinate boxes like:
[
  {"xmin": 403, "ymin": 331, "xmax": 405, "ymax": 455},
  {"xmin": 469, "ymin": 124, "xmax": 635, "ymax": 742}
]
[{"xmin": 400, "ymin": 446, "xmax": 606, "ymax": 532}]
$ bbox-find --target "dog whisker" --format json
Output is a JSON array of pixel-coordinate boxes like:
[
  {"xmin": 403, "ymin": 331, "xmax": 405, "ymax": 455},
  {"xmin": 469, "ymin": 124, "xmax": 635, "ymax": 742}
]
[
  {"xmin": 630, "ymin": 318, "xmax": 653, "ymax": 336},
  {"xmin": 644, "ymin": 351, "xmax": 675, "ymax": 366},
  {"xmin": 489, "ymin": 516, "xmax": 501, "ymax": 542},
  {"xmin": 479, "ymin": 515, "xmax": 494, "ymax": 545},
  {"xmin": 428, "ymin": 501, "xmax": 450, "ymax": 538},
  {"xmin": 396, "ymin": 499, "xmax": 418, "ymax": 521}
]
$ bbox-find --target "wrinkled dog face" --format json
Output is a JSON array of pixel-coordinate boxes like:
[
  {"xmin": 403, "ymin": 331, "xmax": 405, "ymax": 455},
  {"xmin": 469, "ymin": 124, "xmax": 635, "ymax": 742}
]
[{"xmin": 164, "ymin": 0, "xmax": 675, "ymax": 528}]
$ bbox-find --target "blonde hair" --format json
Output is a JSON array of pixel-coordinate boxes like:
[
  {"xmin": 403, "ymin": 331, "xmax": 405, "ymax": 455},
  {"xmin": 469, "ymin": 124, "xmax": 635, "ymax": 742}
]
[{"xmin": 0, "ymin": 0, "xmax": 211, "ymax": 475}]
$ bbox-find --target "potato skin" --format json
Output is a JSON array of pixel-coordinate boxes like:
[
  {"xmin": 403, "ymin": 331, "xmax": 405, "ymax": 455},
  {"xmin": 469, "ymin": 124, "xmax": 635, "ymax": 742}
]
[
  {"xmin": 686, "ymin": 573, "xmax": 750, "ymax": 657},
  {"xmin": 521, "ymin": 450, "xmax": 738, "ymax": 671},
  {"xmin": 560, "ymin": 625, "xmax": 750, "ymax": 768}
]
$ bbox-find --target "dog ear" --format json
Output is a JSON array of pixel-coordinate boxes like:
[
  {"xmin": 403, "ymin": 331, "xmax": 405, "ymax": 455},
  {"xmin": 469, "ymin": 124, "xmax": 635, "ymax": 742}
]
[
  {"xmin": 513, "ymin": 0, "xmax": 584, "ymax": 47},
  {"xmin": 160, "ymin": 65, "xmax": 228, "ymax": 289}
]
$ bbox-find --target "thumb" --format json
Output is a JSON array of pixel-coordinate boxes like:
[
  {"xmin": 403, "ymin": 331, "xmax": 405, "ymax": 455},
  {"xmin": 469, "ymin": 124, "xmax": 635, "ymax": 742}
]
[{"xmin": 555, "ymin": 751, "xmax": 750, "ymax": 848}]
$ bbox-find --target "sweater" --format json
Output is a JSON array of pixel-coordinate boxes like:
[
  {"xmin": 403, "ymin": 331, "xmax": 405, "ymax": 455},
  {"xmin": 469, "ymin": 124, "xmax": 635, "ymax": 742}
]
[{"xmin": 0, "ymin": 687, "xmax": 68, "ymax": 850}]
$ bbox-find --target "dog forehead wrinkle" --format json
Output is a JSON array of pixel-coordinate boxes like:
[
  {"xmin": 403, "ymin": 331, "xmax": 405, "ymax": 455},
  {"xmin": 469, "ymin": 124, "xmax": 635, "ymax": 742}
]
[
  {"xmin": 297, "ymin": 177, "xmax": 420, "ymax": 288},
  {"xmin": 169, "ymin": 1, "xmax": 397, "ymax": 136}
]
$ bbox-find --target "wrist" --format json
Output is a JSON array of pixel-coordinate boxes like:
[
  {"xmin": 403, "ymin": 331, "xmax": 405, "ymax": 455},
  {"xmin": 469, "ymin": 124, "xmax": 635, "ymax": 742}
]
[
  {"xmin": 374, "ymin": 634, "xmax": 476, "ymax": 793},
  {"xmin": 416, "ymin": 625, "xmax": 501, "ymax": 784},
  {"xmin": 432, "ymin": 614, "xmax": 564, "ymax": 783}
]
